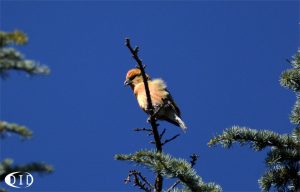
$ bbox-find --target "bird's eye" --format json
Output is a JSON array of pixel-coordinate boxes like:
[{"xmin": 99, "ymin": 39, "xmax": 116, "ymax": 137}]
[{"xmin": 129, "ymin": 75, "xmax": 137, "ymax": 80}]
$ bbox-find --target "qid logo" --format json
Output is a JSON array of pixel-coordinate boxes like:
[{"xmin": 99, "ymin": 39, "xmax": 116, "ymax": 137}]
[{"xmin": 4, "ymin": 172, "xmax": 34, "ymax": 188}]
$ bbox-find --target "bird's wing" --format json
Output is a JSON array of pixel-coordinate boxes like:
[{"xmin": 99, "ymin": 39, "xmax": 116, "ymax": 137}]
[
  {"xmin": 165, "ymin": 89, "xmax": 181, "ymax": 117},
  {"xmin": 150, "ymin": 79, "xmax": 181, "ymax": 117}
]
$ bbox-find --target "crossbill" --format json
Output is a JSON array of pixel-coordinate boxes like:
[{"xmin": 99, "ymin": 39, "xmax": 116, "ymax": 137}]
[{"xmin": 124, "ymin": 68, "xmax": 187, "ymax": 132}]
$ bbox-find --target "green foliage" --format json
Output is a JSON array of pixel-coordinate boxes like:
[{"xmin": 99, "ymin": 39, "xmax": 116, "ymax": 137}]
[
  {"xmin": 258, "ymin": 163, "xmax": 299, "ymax": 192},
  {"xmin": 208, "ymin": 126, "xmax": 296, "ymax": 150},
  {"xmin": 0, "ymin": 159, "xmax": 53, "ymax": 181},
  {"xmin": 280, "ymin": 69, "xmax": 300, "ymax": 92},
  {"xmin": 290, "ymin": 96, "xmax": 300, "ymax": 124},
  {"xmin": 280, "ymin": 50, "xmax": 300, "ymax": 124},
  {"xmin": 209, "ymin": 50, "xmax": 300, "ymax": 191},
  {"xmin": 115, "ymin": 150, "xmax": 221, "ymax": 192},
  {"xmin": 0, "ymin": 30, "xmax": 49, "ymax": 76},
  {"xmin": 0, "ymin": 30, "xmax": 28, "ymax": 46},
  {"xmin": 0, "ymin": 121, "xmax": 32, "ymax": 138},
  {"xmin": 209, "ymin": 127, "xmax": 299, "ymax": 191},
  {"xmin": 0, "ymin": 30, "xmax": 52, "ymax": 191}
]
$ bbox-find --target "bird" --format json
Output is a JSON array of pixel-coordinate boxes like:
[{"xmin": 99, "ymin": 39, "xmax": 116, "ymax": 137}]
[{"xmin": 124, "ymin": 68, "xmax": 187, "ymax": 132}]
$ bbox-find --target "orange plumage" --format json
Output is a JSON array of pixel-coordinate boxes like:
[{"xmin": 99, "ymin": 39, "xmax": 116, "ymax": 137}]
[{"xmin": 124, "ymin": 68, "xmax": 187, "ymax": 131}]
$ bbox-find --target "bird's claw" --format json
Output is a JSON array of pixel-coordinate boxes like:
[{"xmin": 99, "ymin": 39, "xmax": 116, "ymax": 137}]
[{"xmin": 145, "ymin": 108, "xmax": 152, "ymax": 114}]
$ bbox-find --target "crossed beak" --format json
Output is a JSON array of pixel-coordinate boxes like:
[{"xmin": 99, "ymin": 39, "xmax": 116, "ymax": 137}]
[{"xmin": 124, "ymin": 79, "xmax": 132, "ymax": 86}]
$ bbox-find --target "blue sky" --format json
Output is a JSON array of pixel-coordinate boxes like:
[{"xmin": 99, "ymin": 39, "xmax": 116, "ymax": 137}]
[{"xmin": 1, "ymin": 1, "xmax": 299, "ymax": 191}]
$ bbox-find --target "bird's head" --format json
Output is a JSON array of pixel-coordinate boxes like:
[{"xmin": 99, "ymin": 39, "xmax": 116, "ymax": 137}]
[{"xmin": 124, "ymin": 68, "xmax": 150, "ymax": 89}]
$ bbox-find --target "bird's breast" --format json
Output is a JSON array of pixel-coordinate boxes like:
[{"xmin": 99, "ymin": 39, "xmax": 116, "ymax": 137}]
[{"xmin": 134, "ymin": 83, "xmax": 168, "ymax": 110}]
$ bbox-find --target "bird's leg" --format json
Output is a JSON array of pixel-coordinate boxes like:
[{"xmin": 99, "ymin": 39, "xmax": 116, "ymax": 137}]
[
  {"xmin": 146, "ymin": 102, "xmax": 168, "ymax": 123},
  {"xmin": 152, "ymin": 103, "xmax": 168, "ymax": 118},
  {"xmin": 147, "ymin": 116, "xmax": 151, "ymax": 123},
  {"xmin": 145, "ymin": 107, "xmax": 153, "ymax": 114},
  {"xmin": 146, "ymin": 107, "xmax": 154, "ymax": 123},
  {"xmin": 146, "ymin": 105, "xmax": 160, "ymax": 123},
  {"xmin": 153, "ymin": 105, "xmax": 161, "ymax": 116}
]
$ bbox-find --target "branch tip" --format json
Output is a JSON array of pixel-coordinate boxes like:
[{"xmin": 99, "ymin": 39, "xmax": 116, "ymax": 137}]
[
  {"xmin": 160, "ymin": 128, "xmax": 166, "ymax": 139},
  {"xmin": 125, "ymin": 38, "xmax": 130, "ymax": 45},
  {"xmin": 134, "ymin": 46, "xmax": 139, "ymax": 54},
  {"xmin": 162, "ymin": 134, "xmax": 180, "ymax": 146},
  {"xmin": 190, "ymin": 153, "xmax": 199, "ymax": 167}
]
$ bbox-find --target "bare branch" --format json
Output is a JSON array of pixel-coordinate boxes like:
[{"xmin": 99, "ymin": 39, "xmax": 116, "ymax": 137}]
[
  {"xmin": 137, "ymin": 171, "xmax": 154, "ymax": 190},
  {"xmin": 126, "ymin": 38, "xmax": 164, "ymax": 191},
  {"xmin": 124, "ymin": 170, "xmax": 153, "ymax": 192}
]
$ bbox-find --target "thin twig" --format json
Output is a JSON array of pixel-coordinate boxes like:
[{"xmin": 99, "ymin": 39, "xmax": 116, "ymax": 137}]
[
  {"xmin": 125, "ymin": 38, "xmax": 163, "ymax": 191},
  {"xmin": 190, "ymin": 154, "xmax": 199, "ymax": 167},
  {"xmin": 134, "ymin": 128, "xmax": 153, "ymax": 136},
  {"xmin": 134, "ymin": 128, "xmax": 152, "ymax": 132},
  {"xmin": 162, "ymin": 134, "xmax": 180, "ymax": 146},
  {"xmin": 167, "ymin": 180, "xmax": 180, "ymax": 192},
  {"xmin": 136, "ymin": 171, "xmax": 154, "ymax": 190},
  {"xmin": 124, "ymin": 170, "xmax": 153, "ymax": 192},
  {"xmin": 160, "ymin": 129, "xmax": 166, "ymax": 139}
]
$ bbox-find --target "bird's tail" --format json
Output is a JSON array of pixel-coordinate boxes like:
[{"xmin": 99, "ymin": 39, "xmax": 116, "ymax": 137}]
[{"xmin": 175, "ymin": 115, "xmax": 187, "ymax": 132}]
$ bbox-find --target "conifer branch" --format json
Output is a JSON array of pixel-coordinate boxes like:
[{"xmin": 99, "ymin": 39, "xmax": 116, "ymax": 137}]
[
  {"xmin": 208, "ymin": 126, "xmax": 297, "ymax": 150},
  {"xmin": 265, "ymin": 148, "xmax": 299, "ymax": 165},
  {"xmin": 125, "ymin": 38, "xmax": 163, "ymax": 191},
  {"xmin": 167, "ymin": 154, "xmax": 199, "ymax": 191},
  {"xmin": 281, "ymin": 50, "xmax": 300, "ymax": 124},
  {"xmin": 280, "ymin": 69, "xmax": 300, "ymax": 92},
  {"xmin": 291, "ymin": 127, "xmax": 300, "ymax": 139},
  {"xmin": 0, "ymin": 30, "xmax": 49, "ymax": 77},
  {"xmin": 258, "ymin": 163, "xmax": 299, "ymax": 192},
  {"xmin": 0, "ymin": 30, "xmax": 28, "ymax": 47},
  {"xmin": 0, "ymin": 30, "xmax": 53, "ymax": 192},
  {"xmin": 0, "ymin": 121, "xmax": 32, "ymax": 138},
  {"xmin": 0, "ymin": 48, "xmax": 50, "ymax": 76},
  {"xmin": 290, "ymin": 96, "xmax": 300, "ymax": 124},
  {"xmin": 115, "ymin": 150, "xmax": 221, "ymax": 192},
  {"xmin": 0, "ymin": 159, "xmax": 53, "ymax": 181},
  {"xmin": 208, "ymin": 45, "xmax": 300, "ymax": 192}
]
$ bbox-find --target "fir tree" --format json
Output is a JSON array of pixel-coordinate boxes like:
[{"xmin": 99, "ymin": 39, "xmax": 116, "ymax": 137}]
[
  {"xmin": 115, "ymin": 39, "xmax": 221, "ymax": 192},
  {"xmin": 208, "ymin": 50, "xmax": 300, "ymax": 192},
  {"xmin": 0, "ymin": 30, "xmax": 53, "ymax": 192}
]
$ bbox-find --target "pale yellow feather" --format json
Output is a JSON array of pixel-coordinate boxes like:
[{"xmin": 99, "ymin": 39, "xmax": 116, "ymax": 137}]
[{"xmin": 134, "ymin": 78, "xmax": 169, "ymax": 110}]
